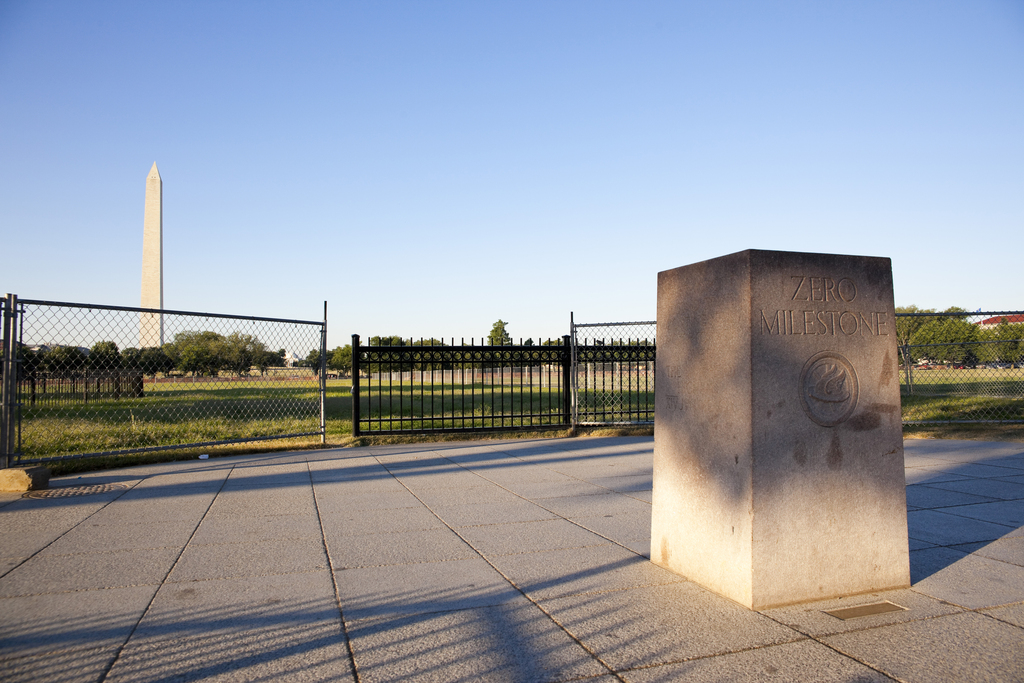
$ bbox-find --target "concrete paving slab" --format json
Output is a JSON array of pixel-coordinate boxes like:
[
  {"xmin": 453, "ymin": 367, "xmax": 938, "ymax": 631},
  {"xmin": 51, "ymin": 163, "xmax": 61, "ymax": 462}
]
[
  {"xmin": 106, "ymin": 623, "xmax": 355, "ymax": 683},
  {"xmin": 392, "ymin": 471, "xmax": 495, "ymax": 490},
  {"xmin": 221, "ymin": 464, "xmax": 312, "ymax": 488},
  {"xmin": 822, "ymin": 611, "xmax": 1024, "ymax": 683},
  {"xmin": 0, "ymin": 546, "xmax": 180, "ymax": 596},
  {"xmin": 429, "ymin": 500, "xmax": 559, "ymax": 527},
  {"xmin": 903, "ymin": 454, "xmax": 964, "ymax": 467},
  {"xmin": 926, "ymin": 476, "xmax": 1024, "ymax": 500},
  {"xmin": 334, "ymin": 557, "xmax": 521, "ymax": 620},
  {"xmin": 85, "ymin": 496, "xmax": 215, "ymax": 525},
  {"xmin": 0, "ymin": 646, "xmax": 119, "ymax": 683},
  {"xmin": 103, "ymin": 482, "xmax": 199, "ymax": 499},
  {"xmin": 912, "ymin": 546, "xmax": 1024, "ymax": 608},
  {"xmin": 533, "ymin": 492, "xmax": 651, "ymax": 520},
  {"xmin": 492, "ymin": 478, "xmax": 612, "ymax": 500},
  {"xmin": 346, "ymin": 596, "xmax": 609, "ymax": 683},
  {"xmin": 167, "ymin": 538, "xmax": 327, "ymax": 582},
  {"xmin": 938, "ymin": 499, "xmax": 1024, "ymax": 527},
  {"xmin": 619, "ymin": 639, "xmax": 891, "ymax": 682},
  {"xmin": 0, "ymin": 585, "xmax": 158, "ymax": 657},
  {"xmin": 318, "ymin": 507, "xmax": 448, "ymax": 537},
  {"xmin": 1, "ymin": 435, "xmax": 1021, "ymax": 682},
  {"xmin": 977, "ymin": 457, "xmax": 1024, "ymax": 472},
  {"xmin": 761, "ymin": 588, "xmax": 964, "ymax": 637},
  {"xmin": 905, "ymin": 439, "xmax": 1023, "ymax": 461},
  {"xmin": 905, "ymin": 483, "xmax": 998, "ymax": 509},
  {"xmin": 585, "ymin": 474, "xmax": 653, "ymax": 493},
  {"xmin": 128, "ymin": 471, "xmax": 229, "ymax": 489},
  {"xmin": 43, "ymin": 518, "xmax": 198, "ymax": 553},
  {"xmin": 191, "ymin": 513, "xmax": 323, "ymax": 545},
  {"xmin": 373, "ymin": 455, "xmax": 452, "ymax": 470},
  {"xmin": 907, "ymin": 508, "xmax": 1015, "ymax": 546},
  {"xmin": 542, "ymin": 582, "xmax": 800, "ymax": 671},
  {"xmin": 312, "ymin": 486, "xmax": 420, "ymax": 513},
  {"xmin": 0, "ymin": 520, "xmax": 94, "ymax": 558},
  {"xmin": 489, "ymin": 545, "xmax": 684, "ymax": 601},
  {"xmin": 407, "ymin": 484, "xmax": 524, "ymax": 508},
  {"xmin": 482, "ymin": 465, "xmax": 579, "ymax": 486},
  {"xmin": 329, "ymin": 527, "xmax": 477, "ymax": 569},
  {"xmin": 908, "ymin": 536, "xmax": 937, "ymax": 550},
  {"xmin": 130, "ymin": 572, "xmax": 340, "ymax": 642},
  {"xmin": 904, "ymin": 467, "xmax": 973, "ymax": 485},
  {"xmin": 983, "ymin": 602, "xmax": 1024, "ymax": 629},
  {"xmin": 910, "ymin": 545, "xmax": 969, "ymax": 582},
  {"xmin": 939, "ymin": 462, "xmax": 1024, "ymax": 479},
  {"xmin": 307, "ymin": 464, "xmax": 396, "ymax": 486},
  {"xmin": 0, "ymin": 494, "xmax": 124, "ymax": 523},
  {"xmin": 0, "ymin": 556, "xmax": 27, "ymax": 573},
  {"xmin": 206, "ymin": 489, "xmax": 317, "ymax": 516},
  {"xmin": 456, "ymin": 518, "xmax": 611, "ymax": 556},
  {"xmin": 569, "ymin": 512, "xmax": 651, "ymax": 549},
  {"xmin": 971, "ymin": 536, "xmax": 1024, "ymax": 567}
]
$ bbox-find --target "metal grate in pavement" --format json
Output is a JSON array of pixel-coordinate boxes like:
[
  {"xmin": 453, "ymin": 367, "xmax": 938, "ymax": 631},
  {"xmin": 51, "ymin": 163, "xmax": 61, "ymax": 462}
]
[{"xmin": 23, "ymin": 483, "xmax": 128, "ymax": 498}]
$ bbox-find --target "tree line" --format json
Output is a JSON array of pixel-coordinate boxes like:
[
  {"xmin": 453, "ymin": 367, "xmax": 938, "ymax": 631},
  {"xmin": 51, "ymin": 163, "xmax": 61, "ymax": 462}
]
[
  {"xmin": 12, "ymin": 332, "xmax": 291, "ymax": 378},
  {"xmin": 317, "ymin": 321, "xmax": 566, "ymax": 376},
  {"xmin": 896, "ymin": 306, "xmax": 1024, "ymax": 365}
]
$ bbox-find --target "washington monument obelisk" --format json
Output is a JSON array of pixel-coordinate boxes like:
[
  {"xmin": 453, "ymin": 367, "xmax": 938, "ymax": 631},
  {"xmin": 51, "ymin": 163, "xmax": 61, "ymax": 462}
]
[{"xmin": 140, "ymin": 162, "xmax": 164, "ymax": 347}]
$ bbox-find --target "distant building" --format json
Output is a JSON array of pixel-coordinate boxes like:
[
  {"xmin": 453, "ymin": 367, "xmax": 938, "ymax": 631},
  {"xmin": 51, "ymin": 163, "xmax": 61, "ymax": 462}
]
[{"xmin": 977, "ymin": 314, "xmax": 1024, "ymax": 328}]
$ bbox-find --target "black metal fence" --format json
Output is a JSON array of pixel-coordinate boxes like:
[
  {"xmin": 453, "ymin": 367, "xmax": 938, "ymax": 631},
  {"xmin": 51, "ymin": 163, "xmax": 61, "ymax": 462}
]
[
  {"xmin": 1, "ymin": 293, "xmax": 327, "ymax": 465},
  {"xmin": 351, "ymin": 335, "xmax": 572, "ymax": 435},
  {"xmin": 351, "ymin": 309, "xmax": 1023, "ymax": 435}
]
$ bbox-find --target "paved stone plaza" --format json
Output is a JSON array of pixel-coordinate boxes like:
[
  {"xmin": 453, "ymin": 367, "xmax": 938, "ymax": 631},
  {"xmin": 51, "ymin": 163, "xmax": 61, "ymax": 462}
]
[{"xmin": 1, "ymin": 436, "xmax": 1022, "ymax": 682}]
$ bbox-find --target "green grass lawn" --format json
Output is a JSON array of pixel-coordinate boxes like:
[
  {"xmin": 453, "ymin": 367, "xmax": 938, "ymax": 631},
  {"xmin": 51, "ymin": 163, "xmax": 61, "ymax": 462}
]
[
  {"xmin": 356, "ymin": 380, "xmax": 567, "ymax": 431},
  {"xmin": 900, "ymin": 367, "xmax": 1023, "ymax": 422},
  {"xmin": 16, "ymin": 367, "xmax": 1022, "ymax": 468},
  {"xmin": 19, "ymin": 377, "xmax": 351, "ymax": 460}
]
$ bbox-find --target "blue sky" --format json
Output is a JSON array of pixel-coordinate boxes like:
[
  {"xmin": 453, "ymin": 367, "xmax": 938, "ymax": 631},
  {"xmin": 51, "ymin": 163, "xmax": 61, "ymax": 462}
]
[{"xmin": 2, "ymin": 1, "xmax": 1021, "ymax": 348}]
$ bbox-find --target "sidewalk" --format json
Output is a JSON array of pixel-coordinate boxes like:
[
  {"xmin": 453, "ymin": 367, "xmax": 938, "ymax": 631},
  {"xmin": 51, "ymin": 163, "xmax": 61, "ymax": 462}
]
[{"xmin": 1, "ymin": 436, "xmax": 1021, "ymax": 682}]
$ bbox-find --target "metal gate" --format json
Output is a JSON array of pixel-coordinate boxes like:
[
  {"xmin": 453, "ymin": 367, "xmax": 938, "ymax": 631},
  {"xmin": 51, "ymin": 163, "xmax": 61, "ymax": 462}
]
[{"xmin": 570, "ymin": 316, "xmax": 656, "ymax": 425}]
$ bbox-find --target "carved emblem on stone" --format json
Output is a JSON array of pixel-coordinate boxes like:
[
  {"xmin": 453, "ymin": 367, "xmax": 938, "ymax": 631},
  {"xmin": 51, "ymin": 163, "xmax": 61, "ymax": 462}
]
[{"xmin": 799, "ymin": 351, "xmax": 859, "ymax": 426}]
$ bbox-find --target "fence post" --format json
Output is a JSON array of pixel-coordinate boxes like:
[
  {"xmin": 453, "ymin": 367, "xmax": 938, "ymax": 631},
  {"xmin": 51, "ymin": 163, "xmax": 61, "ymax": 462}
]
[
  {"xmin": 902, "ymin": 344, "xmax": 914, "ymax": 396},
  {"xmin": 1, "ymin": 293, "xmax": 19, "ymax": 468},
  {"xmin": 561, "ymin": 334, "xmax": 572, "ymax": 428},
  {"xmin": 569, "ymin": 312, "xmax": 578, "ymax": 428},
  {"xmin": 351, "ymin": 334, "xmax": 361, "ymax": 437},
  {"xmin": 320, "ymin": 302, "xmax": 327, "ymax": 444}
]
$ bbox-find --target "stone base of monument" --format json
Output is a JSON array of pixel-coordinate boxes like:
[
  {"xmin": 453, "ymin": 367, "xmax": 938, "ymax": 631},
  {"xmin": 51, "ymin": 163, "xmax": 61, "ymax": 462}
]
[
  {"xmin": 0, "ymin": 466, "xmax": 51, "ymax": 493},
  {"xmin": 651, "ymin": 249, "xmax": 909, "ymax": 610}
]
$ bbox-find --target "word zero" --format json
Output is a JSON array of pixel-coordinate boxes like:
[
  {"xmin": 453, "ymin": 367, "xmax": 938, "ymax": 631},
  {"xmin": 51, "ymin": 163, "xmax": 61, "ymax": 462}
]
[{"xmin": 791, "ymin": 276, "xmax": 857, "ymax": 303}]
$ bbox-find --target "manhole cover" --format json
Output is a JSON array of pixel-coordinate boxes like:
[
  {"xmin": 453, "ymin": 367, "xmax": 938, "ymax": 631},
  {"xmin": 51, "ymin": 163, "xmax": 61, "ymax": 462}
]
[{"xmin": 23, "ymin": 483, "xmax": 129, "ymax": 499}]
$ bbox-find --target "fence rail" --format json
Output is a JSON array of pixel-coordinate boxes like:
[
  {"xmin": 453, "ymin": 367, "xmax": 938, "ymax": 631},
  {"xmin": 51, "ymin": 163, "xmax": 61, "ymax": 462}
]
[
  {"xmin": 1, "ymin": 294, "xmax": 327, "ymax": 465},
  {"xmin": 351, "ymin": 335, "xmax": 571, "ymax": 435}
]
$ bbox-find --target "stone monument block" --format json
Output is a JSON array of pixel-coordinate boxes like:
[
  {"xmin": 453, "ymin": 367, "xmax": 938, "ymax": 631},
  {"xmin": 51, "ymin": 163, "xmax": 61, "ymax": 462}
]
[
  {"xmin": 651, "ymin": 249, "xmax": 909, "ymax": 609},
  {"xmin": 0, "ymin": 466, "xmax": 50, "ymax": 492}
]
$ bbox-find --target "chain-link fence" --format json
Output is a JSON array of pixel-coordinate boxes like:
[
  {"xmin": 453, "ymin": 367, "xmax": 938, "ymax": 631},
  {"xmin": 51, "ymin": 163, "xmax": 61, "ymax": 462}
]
[
  {"xmin": 571, "ymin": 318, "xmax": 656, "ymax": 425},
  {"xmin": 897, "ymin": 310, "xmax": 1024, "ymax": 423},
  {"xmin": 1, "ymin": 294, "xmax": 326, "ymax": 464}
]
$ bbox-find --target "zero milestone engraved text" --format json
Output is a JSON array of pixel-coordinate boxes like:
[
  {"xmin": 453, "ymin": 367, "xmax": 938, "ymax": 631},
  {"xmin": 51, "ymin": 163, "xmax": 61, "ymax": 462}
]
[{"xmin": 759, "ymin": 275, "xmax": 889, "ymax": 337}]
